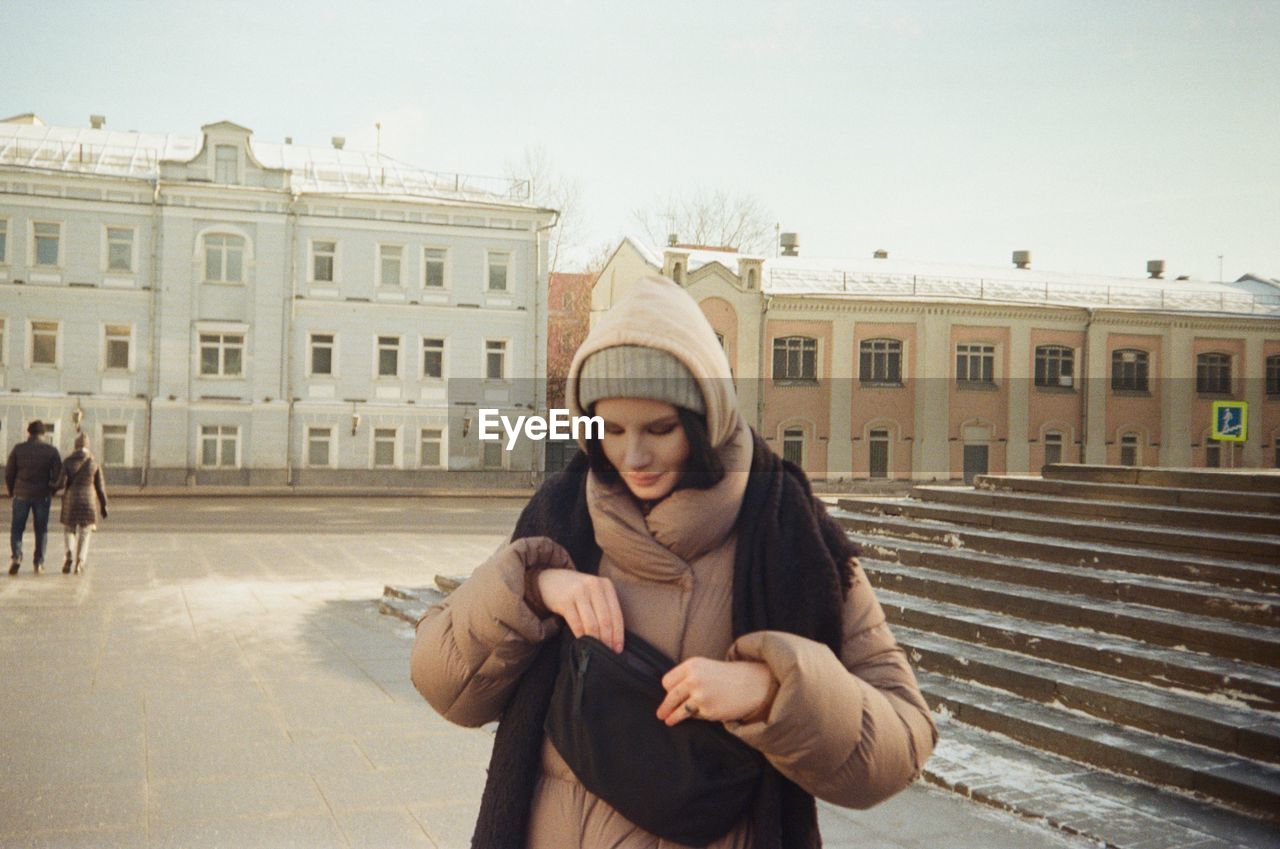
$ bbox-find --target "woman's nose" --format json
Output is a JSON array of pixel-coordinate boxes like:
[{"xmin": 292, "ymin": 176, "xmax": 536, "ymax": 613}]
[{"xmin": 624, "ymin": 437, "xmax": 651, "ymax": 469}]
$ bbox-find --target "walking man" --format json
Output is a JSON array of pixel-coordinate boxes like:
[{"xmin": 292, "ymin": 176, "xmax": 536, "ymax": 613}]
[{"xmin": 5, "ymin": 420, "xmax": 63, "ymax": 575}]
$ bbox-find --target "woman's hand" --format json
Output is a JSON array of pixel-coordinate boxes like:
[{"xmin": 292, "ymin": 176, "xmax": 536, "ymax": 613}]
[
  {"xmin": 656, "ymin": 658, "xmax": 778, "ymax": 726},
  {"xmin": 536, "ymin": 570, "xmax": 625, "ymax": 653}
]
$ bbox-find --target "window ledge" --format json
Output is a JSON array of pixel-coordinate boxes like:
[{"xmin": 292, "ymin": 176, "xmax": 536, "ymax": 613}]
[
  {"xmin": 956, "ymin": 381, "xmax": 999, "ymax": 391},
  {"xmin": 773, "ymin": 378, "xmax": 820, "ymax": 387},
  {"xmin": 1196, "ymin": 392, "xmax": 1234, "ymax": 399},
  {"xmin": 1111, "ymin": 389, "xmax": 1152, "ymax": 397},
  {"xmin": 858, "ymin": 381, "xmax": 905, "ymax": 389},
  {"xmin": 1034, "ymin": 385, "xmax": 1077, "ymax": 394}
]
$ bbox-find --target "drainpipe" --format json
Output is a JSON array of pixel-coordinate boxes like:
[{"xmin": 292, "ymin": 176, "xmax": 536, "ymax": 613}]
[
  {"xmin": 1079, "ymin": 307, "xmax": 1093, "ymax": 464},
  {"xmin": 141, "ymin": 177, "xmax": 161, "ymax": 487},
  {"xmin": 757, "ymin": 293, "xmax": 771, "ymax": 433},
  {"xmin": 283, "ymin": 192, "xmax": 299, "ymax": 486},
  {"xmin": 532, "ymin": 207, "xmax": 560, "ymax": 481}
]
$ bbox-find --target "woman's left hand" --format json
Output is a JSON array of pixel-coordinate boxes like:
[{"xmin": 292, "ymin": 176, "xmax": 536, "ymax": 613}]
[{"xmin": 656, "ymin": 658, "xmax": 778, "ymax": 727}]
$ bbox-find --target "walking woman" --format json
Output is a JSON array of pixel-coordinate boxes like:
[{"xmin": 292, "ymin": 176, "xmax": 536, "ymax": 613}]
[
  {"xmin": 412, "ymin": 274, "xmax": 936, "ymax": 848},
  {"xmin": 59, "ymin": 433, "xmax": 108, "ymax": 574}
]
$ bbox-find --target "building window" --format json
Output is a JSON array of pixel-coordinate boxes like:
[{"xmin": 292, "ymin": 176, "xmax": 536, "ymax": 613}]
[
  {"xmin": 420, "ymin": 427, "xmax": 444, "ymax": 468},
  {"xmin": 307, "ymin": 427, "xmax": 333, "ymax": 467},
  {"xmin": 214, "ymin": 145, "xmax": 238, "ymax": 183},
  {"xmin": 487, "ymin": 252, "xmax": 510, "ymax": 292},
  {"xmin": 483, "ymin": 441, "xmax": 504, "ymax": 468},
  {"xmin": 782, "ymin": 427, "xmax": 805, "ymax": 465},
  {"xmin": 1119, "ymin": 433, "xmax": 1139, "ymax": 467},
  {"xmin": 104, "ymin": 324, "xmax": 131, "ymax": 370},
  {"xmin": 1043, "ymin": 431, "xmax": 1063, "ymax": 466},
  {"xmin": 107, "ymin": 227, "xmax": 133, "ymax": 272},
  {"xmin": 0, "ymin": 219, "xmax": 7, "ymax": 263},
  {"xmin": 672, "ymin": 262, "xmax": 685, "ymax": 284},
  {"xmin": 200, "ymin": 425, "xmax": 239, "ymax": 468},
  {"xmin": 1267, "ymin": 355, "xmax": 1280, "ymax": 396},
  {"xmin": 309, "ymin": 333, "xmax": 335, "ymax": 376},
  {"xmin": 956, "ymin": 343, "xmax": 995, "ymax": 385},
  {"xmin": 204, "ymin": 234, "xmax": 244, "ymax": 283},
  {"xmin": 773, "ymin": 337, "xmax": 817, "ymax": 381},
  {"xmin": 373, "ymin": 428, "xmax": 398, "ymax": 468},
  {"xmin": 1274, "ymin": 437, "xmax": 1280, "ymax": 470},
  {"xmin": 1111, "ymin": 349, "xmax": 1149, "ymax": 393},
  {"xmin": 424, "ymin": 248, "xmax": 446, "ymax": 288},
  {"xmin": 1196, "ymin": 352, "xmax": 1231, "ymax": 395},
  {"xmin": 1035, "ymin": 346, "xmax": 1074, "ymax": 388},
  {"xmin": 101, "ymin": 425, "xmax": 127, "ymax": 467},
  {"xmin": 422, "ymin": 338, "xmax": 444, "ymax": 379},
  {"xmin": 486, "ymin": 340, "xmax": 507, "ymax": 380},
  {"xmin": 199, "ymin": 333, "xmax": 244, "ymax": 377},
  {"xmin": 31, "ymin": 321, "xmax": 58, "ymax": 366},
  {"xmin": 746, "ymin": 268, "xmax": 758, "ymax": 290},
  {"xmin": 312, "ymin": 241, "xmax": 335, "ymax": 283},
  {"xmin": 869, "ymin": 428, "xmax": 890, "ymax": 479},
  {"xmin": 860, "ymin": 339, "xmax": 902, "ymax": 384},
  {"xmin": 34, "ymin": 222, "xmax": 60, "ymax": 267},
  {"xmin": 379, "ymin": 244, "xmax": 402, "ymax": 287},
  {"xmin": 377, "ymin": 336, "xmax": 400, "ymax": 378},
  {"xmin": 1205, "ymin": 437, "xmax": 1221, "ymax": 468}
]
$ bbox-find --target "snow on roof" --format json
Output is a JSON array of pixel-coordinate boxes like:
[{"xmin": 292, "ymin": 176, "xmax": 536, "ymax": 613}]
[
  {"xmin": 632, "ymin": 241, "xmax": 1280, "ymax": 317},
  {"xmin": 0, "ymin": 118, "xmax": 539, "ymax": 207}
]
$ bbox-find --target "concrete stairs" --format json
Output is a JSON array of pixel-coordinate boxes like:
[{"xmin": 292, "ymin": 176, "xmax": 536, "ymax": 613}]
[{"xmin": 834, "ymin": 464, "xmax": 1280, "ymax": 846}]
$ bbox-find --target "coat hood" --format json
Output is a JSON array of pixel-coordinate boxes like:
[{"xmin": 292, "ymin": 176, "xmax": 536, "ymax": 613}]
[
  {"xmin": 64, "ymin": 450, "xmax": 89, "ymax": 477},
  {"xmin": 567, "ymin": 274, "xmax": 739, "ymax": 449}
]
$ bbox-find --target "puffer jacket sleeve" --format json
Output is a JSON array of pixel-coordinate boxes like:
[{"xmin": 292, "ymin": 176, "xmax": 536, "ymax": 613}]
[
  {"xmin": 411, "ymin": 536, "xmax": 571, "ymax": 727},
  {"xmin": 723, "ymin": 559, "xmax": 937, "ymax": 809}
]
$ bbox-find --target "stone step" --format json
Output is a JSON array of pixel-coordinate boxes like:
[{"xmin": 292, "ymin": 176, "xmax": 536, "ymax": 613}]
[
  {"xmin": 911, "ymin": 484, "xmax": 1280, "ymax": 536},
  {"xmin": 924, "ymin": 716, "xmax": 1280, "ymax": 849},
  {"xmin": 834, "ymin": 508, "xmax": 1280, "ymax": 592},
  {"xmin": 1044, "ymin": 464, "xmax": 1280, "ymax": 495},
  {"xmin": 918, "ymin": 672, "xmax": 1280, "ymax": 821},
  {"xmin": 895, "ymin": 626, "xmax": 1280, "ymax": 764},
  {"xmin": 975, "ymin": 474, "xmax": 1280, "ymax": 515},
  {"xmin": 861, "ymin": 558, "xmax": 1280, "ymax": 668},
  {"xmin": 836, "ymin": 496, "xmax": 1280, "ymax": 564},
  {"xmin": 856, "ymin": 533, "xmax": 1280, "ymax": 627}
]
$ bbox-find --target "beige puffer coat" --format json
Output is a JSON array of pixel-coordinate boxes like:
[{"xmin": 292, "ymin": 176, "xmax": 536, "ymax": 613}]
[{"xmin": 411, "ymin": 275, "xmax": 937, "ymax": 848}]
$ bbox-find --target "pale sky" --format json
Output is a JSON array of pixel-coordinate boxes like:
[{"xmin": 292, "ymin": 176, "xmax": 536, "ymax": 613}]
[{"xmin": 4, "ymin": 0, "xmax": 1278, "ymax": 280}]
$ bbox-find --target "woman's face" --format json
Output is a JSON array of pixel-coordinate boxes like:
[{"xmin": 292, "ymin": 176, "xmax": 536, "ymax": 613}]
[{"xmin": 595, "ymin": 398, "xmax": 691, "ymax": 502}]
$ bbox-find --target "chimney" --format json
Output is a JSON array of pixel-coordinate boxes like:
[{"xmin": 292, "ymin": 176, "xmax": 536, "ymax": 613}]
[
  {"xmin": 1146, "ymin": 259, "xmax": 1165, "ymax": 279},
  {"xmin": 873, "ymin": 249, "xmax": 888, "ymax": 259},
  {"xmin": 331, "ymin": 136, "xmax": 345, "ymax": 150},
  {"xmin": 89, "ymin": 114, "xmax": 105, "ymax": 130},
  {"xmin": 780, "ymin": 232, "xmax": 800, "ymax": 257},
  {"xmin": 284, "ymin": 136, "xmax": 293, "ymax": 145},
  {"xmin": 667, "ymin": 233, "xmax": 678, "ymax": 247},
  {"xmin": 1012, "ymin": 250, "xmax": 1032, "ymax": 270}
]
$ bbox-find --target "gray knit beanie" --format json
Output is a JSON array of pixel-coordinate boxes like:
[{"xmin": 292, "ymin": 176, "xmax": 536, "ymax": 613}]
[{"xmin": 577, "ymin": 345, "xmax": 705, "ymax": 415}]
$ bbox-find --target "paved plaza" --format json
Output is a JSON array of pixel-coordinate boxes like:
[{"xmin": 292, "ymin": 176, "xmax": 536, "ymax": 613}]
[{"xmin": 1, "ymin": 496, "xmax": 1100, "ymax": 848}]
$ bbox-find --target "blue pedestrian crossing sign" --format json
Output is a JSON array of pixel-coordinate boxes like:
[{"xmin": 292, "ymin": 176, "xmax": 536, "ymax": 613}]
[{"xmin": 1211, "ymin": 401, "xmax": 1247, "ymax": 442}]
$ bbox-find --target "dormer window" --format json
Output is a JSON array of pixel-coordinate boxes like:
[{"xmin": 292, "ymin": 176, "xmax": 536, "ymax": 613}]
[{"xmin": 214, "ymin": 145, "xmax": 238, "ymax": 184}]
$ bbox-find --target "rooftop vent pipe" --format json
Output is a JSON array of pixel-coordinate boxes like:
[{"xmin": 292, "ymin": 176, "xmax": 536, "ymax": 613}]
[
  {"xmin": 89, "ymin": 114, "xmax": 105, "ymax": 129},
  {"xmin": 668, "ymin": 233, "xmax": 678, "ymax": 246},
  {"xmin": 1147, "ymin": 259, "xmax": 1165, "ymax": 279},
  {"xmin": 1012, "ymin": 250, "xmax": 1032, "ymax": 269},
  {"xmin": 780, "ymin": 232, "xmax": 800, "ymax": 257},
  {"xmin": 873, "ymin": 249, "xmax": 888, "ymax": 259},
  {"xmin": 284, "ymin": 136, "xmax": 293, "ymax": 145},
  {"xmin": 331, "ymin": 136, "xmax": 345, "ymax": 150}
]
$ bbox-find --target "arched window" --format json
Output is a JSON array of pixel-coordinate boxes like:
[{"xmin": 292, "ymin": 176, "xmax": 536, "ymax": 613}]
[
  {"xmin": 1119, "ymin": 432, "xmax": 1140, "ymax": 466},
  {"xmin": 672, "ymin": 261, "xmax": 685, "ymax": 284},
  {"xmin": 1043, "ymin": 431, "xmax": 1064, "ymax": 467},
  {"xmin": 860, "ymin": 338, "xmax": 903, "ymax": 384},
  {"xmin": 1035, "ymin": 346, "xmax": 1074, "ymax": 388},
  {"xmin": 1111, "ymin": 349, "xmax": 1148, "ymax": 392},
  {"xmin": 204, "ymin": 233, "xmax": 245, "ymax": 283},
  {"xmin": 773, "ymin": 336, "xmax": 817, "ymax": 381},
  {"xmin": 746, "ymin": 268, "xmax": 759, "ymax": 290},
  {"xmin": 868, "ymin": 428, "xmax": 891, "ymax": 479},
  {"xmin": 1196, "ymin": 352, "xmax": 1231, "ymax": 394},
  {"xmin": 782, "ymin": 427, "xmax": 805, "ymax": 465}
]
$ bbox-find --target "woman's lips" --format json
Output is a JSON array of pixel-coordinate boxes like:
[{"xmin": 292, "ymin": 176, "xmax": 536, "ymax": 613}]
[{"xmin": 627, "ymin": 472, "xmax": 663, "ymax": 486}]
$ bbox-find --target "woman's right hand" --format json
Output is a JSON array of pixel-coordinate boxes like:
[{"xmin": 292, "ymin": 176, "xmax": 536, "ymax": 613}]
[{"xmin": 537, "ymin": 570, "xmax": 625, "ymax": 653}]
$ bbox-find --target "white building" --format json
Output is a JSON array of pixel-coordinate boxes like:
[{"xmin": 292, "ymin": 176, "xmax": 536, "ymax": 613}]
[{"xmin": 0, "ymin": 114, "xmax": 556, "ymax": 487}]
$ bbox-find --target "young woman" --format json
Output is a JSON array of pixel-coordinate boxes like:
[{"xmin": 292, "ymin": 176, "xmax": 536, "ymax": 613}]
[
  {"xmin": 412, "ymin": 274, "xmax": 936, "ymax": 849},
  {"xmin": 59, "ymin": 432, "xmax": 108, "ymax": 574}
]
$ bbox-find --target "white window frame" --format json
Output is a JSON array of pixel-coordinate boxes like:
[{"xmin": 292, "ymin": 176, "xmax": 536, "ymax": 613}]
[
  {"xmin": 419, "ymin": 426, "xmax": 447, "ymax": 469},
  {"xmin": 203, "ymin": 233, "xmax": 246, "ymax": 284},
  {"xmin": 214, "ymin": 144, "xmax": 240, "ymax": 184},
  {"xmin": 484, "ymin": 338, "xmax": 509, "ymax": 381},
  {"xmin": 199, "ymin": 424, "xmax": 241, "ymax": 469},
  {"xmin": 371, "ymin": 426, "xmax": 401, "ymax": 469},
  {"xmin": 375, "ymin": 334, "xmax": 402, "ymax": 379},
  {"xmin": 486, "ymin": 251, "xmax": 511, "ymax": 293},
  {"xmin": 102, "ymin": 323, "xmax": 134, "ymax": 372},
  {"xmin": 772, "ymin": 336, "xmax": 819, "ymax": 382},
  {"xmin": 308, "ymin": 331, "xmax": 338, "ymax": 378},
  {"xmin": 859, "ymin": 338, "xmax": 906, "ymax": 385},
  {"xmin": 482, "ymin": 439, "xmax": 507, "ymax": 470},
  {"xmin": 31, "ymin": 220, "xmax": 62, "ymax": 268},
  {"xmin": 1119, "ymin": 431, "xmax": 1141, "ymax": 467},
  {"xmin": 198, "ymin": 331, "xmax": 246, "ymax": 378},
  {"xmin": 1043, "ymin": 430, "xmax": 1065, "ymax": 466},
  {"xmin": 867, "ymin": 426, "xmax": 892, "ymax": 479},
  {"xmin": 782, "ymin": 426, "xmax": 806, "ymax": 465},
  {"xmin": 0, "ymin": 216, "xmax": 11, "ymax": 265},
  {"xmin": 423, "ymin": 247, "xmax": 449, "ymax": 289},
  {"xmin": 306, "ymin": 425, "xmax": 337, "ymax": 469},
  {"xmin": 421, "ymin": 336, "xmax": 446, "ymax": 380},
  {"xmin": 100, "ymin": 423, "xmax": 132, "ymax": 468},
  {"xmin": 309, "ymin": 238, "xmax": 338, "ymax": 285},
  {"xmin": 378, "ymin": 243, "xmax": 404, "ymax": 288},
  {"xmin": 29, "ymin": 319, "xmax": 61, "ymax": 368},
  {"xmin": 103, "ymin": 225, "xmax": 138, "ymax": 274},
  {"xmin": 956, "ymin": 342, "xmax": 997, "ymax": 385}
]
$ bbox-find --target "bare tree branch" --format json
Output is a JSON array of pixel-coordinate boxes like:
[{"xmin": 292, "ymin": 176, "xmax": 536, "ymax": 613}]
[
  {"xmin": 506, "ymin": 144, "xmax": 586, "ymax": 274},
  {"xmin": 632, "ymin": 187, "xmax": 774, "ymax": 255}
]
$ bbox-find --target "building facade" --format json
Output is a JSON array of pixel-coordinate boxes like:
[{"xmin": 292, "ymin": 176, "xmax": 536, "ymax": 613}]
[
  {"xmin": 0, "ymin": 114, "xmax": 556, "ymax": 486},
  {"xmin": 593, "ymin": 238, "xmax": 1280, "ymax": 480}
]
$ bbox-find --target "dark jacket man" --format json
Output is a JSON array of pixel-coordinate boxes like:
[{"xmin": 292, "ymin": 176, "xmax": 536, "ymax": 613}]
[{"xmin": 7, "ymin": 420, "xmax": 63, "ymax": 573}]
